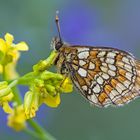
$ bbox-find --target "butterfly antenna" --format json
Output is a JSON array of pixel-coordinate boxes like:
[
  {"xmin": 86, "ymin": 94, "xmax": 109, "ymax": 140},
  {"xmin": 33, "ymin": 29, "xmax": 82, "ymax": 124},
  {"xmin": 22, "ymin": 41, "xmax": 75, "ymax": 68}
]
[{"xmin": 55, "ymin": 11, "xmax": 62, "ymax": 42}]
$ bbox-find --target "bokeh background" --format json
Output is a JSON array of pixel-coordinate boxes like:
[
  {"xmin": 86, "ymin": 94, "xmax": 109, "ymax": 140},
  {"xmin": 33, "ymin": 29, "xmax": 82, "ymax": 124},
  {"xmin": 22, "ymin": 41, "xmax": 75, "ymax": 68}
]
[{"xmin": 0, "ymin": 0, "xmax": 140, "ymax": 140}]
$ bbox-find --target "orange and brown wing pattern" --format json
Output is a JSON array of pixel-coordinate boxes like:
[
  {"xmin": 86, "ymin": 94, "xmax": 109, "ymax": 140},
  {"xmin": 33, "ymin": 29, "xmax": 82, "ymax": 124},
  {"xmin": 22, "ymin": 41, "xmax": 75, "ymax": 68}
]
[{"xmin": 65, "ymin": 46, "xmax": 140, "ymax": 107}]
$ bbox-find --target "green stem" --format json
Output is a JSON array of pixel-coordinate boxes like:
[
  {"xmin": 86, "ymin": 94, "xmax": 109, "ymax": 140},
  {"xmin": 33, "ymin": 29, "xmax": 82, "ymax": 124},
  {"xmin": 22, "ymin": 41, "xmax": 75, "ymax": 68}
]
[
  {"xmin": 17, "ymin": 72, "xmax": 35, "ymax": 85},
  {"xmin": 28, "ymin": 119, "xmax": 56, "ymax": 140},
  {"xmin": 3, "ymin": 65, "xmax": 6, "ymax": 80},
  {"xmin": 8, "ymin": 80, "xmax": 18, "ymax": 88},
  {"xmin": 12, "ymin": 86, "xmax": 23, "ymax": 105},
  {"xmin": 24, "ymin": 128, "xmax": 41, "ymax": 139},
  {"xmin": 44, "ymin": 50, "xmax": 58, "ymax": 69},
  {"xmin": 33, "ymin": 51, "xmax": 58, "ymax": 72}
]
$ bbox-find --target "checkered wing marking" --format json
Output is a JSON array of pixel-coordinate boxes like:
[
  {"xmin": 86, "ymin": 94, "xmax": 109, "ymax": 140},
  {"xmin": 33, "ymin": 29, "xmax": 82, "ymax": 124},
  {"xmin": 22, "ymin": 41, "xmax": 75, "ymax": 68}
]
[{"xmin": 67, "ymin": 46, "xmax": 140, "ymax": 107}]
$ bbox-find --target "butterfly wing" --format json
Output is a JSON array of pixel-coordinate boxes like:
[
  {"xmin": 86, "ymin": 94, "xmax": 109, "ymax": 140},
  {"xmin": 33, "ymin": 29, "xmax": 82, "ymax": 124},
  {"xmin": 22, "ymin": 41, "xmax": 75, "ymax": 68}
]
[{"xmin": 66, "ymin": 46, "xmax": 140, "ymax": 107}]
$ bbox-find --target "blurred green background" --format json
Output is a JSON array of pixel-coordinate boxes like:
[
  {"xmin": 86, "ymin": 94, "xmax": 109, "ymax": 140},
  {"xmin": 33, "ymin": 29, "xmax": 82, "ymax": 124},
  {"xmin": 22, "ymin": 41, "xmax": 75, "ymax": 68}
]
[{"xmin": 0, "ymin": 0, "xmax": 140, "ymax": 140}]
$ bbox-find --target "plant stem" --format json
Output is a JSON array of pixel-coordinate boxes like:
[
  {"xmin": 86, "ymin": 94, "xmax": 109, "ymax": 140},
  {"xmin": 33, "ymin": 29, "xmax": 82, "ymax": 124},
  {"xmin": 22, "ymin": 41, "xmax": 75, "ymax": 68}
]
[
  {"xmin": 2, "ymin": 65, "xmax": 6, "ymax": 80},
  {"xmin": 12, "ymin": 86, "xmax": 23, "ymax": 105},
  {"xmin": 9, "ymin": 80, "xmax": 22, "ymax": 105},
  {"xmin": 28, "ymin": 119, "xmax": 56, "ymax": 140},
  {"xmin": 33, "ymin": 51, "xmax": 58, "ymax": 72},
  {"xmin": 24, "ymin": 128, "xmax": 41, "ymax": 139}
]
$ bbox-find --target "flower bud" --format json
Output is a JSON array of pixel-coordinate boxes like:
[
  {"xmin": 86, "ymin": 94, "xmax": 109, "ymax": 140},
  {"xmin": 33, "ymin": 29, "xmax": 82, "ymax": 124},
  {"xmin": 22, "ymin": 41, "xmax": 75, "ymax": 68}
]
[{"xmin": 24, "ymin": 91, "xmax": 39, "ymax": 119}]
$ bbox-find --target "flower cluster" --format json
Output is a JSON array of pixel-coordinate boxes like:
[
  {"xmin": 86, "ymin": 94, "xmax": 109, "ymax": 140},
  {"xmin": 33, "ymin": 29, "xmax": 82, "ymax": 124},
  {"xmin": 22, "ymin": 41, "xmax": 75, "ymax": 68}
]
[
  {"xmin": 0, "ymin": 33, "xmax": 28, "ymax": 80},
  {"xmin": 23, "ymin": 71, "xmax": 73, "ymax": 119},
  {"xmin": 0, "ymin": 33, "xmax": 73, "ymax": 132}
]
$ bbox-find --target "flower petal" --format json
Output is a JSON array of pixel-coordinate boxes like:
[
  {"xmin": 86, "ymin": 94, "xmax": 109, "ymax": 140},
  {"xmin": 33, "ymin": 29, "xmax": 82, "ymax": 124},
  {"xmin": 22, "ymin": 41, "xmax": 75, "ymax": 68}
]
[
  {"xmin": 4, "ymin": 33, "xmax": 14, "ymax": 46},
  {"xmin": 5, "ymin": 62, "xmax": 19, "ymax": 80},
  {"xmin": 1, "ymin": 92, "xmax": 14, "ymax": 102},
  {"xmin": 7, "ymin": 105, "xmax": 26, "ymax": 131},
  {"xmin": 2, "ymin": 102, "xmax": 13, "ymax": 114},
  {"xmin": 8, "ymin": 50, "xmax": 20, "ymax": 61},
  {"xmin": 61, "ymin": 77, "xmax": 73, "ymax": 93},
  {"xmin": 0, "ymin": 38, "xmax": 7, "ymax": 53},
  {"xmin": 15, "ymin": 42, "xmax": 29, "ymax": 51},
  {"xmin": 43, "ymin": 93, "xmax": 60, "ymax": 108}
]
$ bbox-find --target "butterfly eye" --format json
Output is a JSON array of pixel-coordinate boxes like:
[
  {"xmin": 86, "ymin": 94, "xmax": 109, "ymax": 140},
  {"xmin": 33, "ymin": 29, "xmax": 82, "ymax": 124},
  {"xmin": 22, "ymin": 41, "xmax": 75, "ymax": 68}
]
[
  {"xmin": 51, "ymin": 37, "xmax": 63, "ymax": 51},
  {"xmin": 55, "ymin": 40, "xmax": 63, "ymax": 50}
]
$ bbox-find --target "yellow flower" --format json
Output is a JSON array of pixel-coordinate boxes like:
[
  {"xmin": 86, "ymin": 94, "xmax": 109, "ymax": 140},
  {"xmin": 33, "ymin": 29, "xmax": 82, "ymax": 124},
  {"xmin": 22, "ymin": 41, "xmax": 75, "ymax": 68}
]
[
  {"xmin": 61, "ymin": 77, "xmax": 73, "ymax": 93},
  {"xmin": 4, "ymin": 62, "xmax": 19, "ymax": 80},
  {"xmin": 41, "ymin": 77, "xmax": 73, "ymax": 108},
  {"xmin": 39, "ymin": 77, "xmax": 73, "ymax": 108},
  {"xmin": 21, "ymin": 71, "xmax": 73, "ymax": 115},
  {"xmin": 2, "ymin": 102, "xmax": 13, "ymax": 114},
  {"xmin": 41, "ymin": 93, "xmax": 60, "ymax": 108},
  {"xmin": 7, "ymin": 105, "xmax": 26, "ymax": 131},
  {"xmin": 0, "ymin": 33, "xmax": 28, "ymax": 63},
  {"xmin": 0, "ymin": 33, "xmax": 29, "ymax": 80}
]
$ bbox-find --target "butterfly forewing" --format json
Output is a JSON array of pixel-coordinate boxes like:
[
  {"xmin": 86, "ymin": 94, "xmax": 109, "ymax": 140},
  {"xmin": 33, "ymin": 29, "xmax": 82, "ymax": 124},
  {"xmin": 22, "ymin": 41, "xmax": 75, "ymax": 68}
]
[{"xmin": 56, "ymin": 45, "xmax": 140, "ymax": 107}]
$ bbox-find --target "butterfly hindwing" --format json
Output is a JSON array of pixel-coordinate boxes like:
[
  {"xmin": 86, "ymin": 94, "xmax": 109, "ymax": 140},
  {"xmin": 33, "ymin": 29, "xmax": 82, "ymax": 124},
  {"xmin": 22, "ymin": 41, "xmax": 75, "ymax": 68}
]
[{"xmin": 65, "ymin": 46, "xmax": 140, "ymax": 107}]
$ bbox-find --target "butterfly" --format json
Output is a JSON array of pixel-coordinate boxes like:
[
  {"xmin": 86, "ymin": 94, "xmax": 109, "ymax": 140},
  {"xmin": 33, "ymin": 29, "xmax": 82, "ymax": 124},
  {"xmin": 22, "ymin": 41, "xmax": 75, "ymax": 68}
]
[{"xmin": 52, "ymin": 14, "xmax": 140, "ymax": 107}]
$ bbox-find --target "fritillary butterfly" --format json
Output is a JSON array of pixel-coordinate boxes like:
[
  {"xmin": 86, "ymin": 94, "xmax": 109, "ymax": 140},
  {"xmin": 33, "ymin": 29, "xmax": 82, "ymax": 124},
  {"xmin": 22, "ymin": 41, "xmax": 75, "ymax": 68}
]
[{"xmin": 52, "ymin": 14, "xmax": 140, "ymax": 107}]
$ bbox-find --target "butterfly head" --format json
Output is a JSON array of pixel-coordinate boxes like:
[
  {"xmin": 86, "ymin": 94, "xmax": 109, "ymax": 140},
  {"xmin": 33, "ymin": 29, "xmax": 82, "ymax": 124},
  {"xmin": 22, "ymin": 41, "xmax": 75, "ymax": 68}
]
[{"xmin": 51, "ymin": 36, "xmax": 63, "ymax": 51}]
